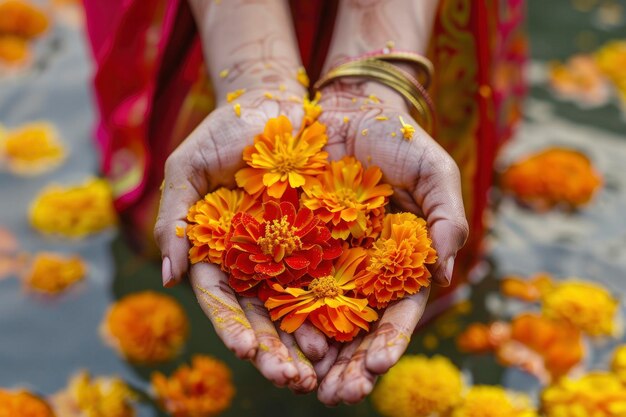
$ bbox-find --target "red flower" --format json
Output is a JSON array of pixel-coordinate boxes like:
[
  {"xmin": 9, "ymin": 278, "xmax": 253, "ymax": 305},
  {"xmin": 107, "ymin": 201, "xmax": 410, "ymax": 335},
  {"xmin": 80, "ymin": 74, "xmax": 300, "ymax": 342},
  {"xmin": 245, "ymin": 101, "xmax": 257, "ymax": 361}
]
[{"xmin": 224, "ymin": 201, "xmax": 341, "ymax": 296}]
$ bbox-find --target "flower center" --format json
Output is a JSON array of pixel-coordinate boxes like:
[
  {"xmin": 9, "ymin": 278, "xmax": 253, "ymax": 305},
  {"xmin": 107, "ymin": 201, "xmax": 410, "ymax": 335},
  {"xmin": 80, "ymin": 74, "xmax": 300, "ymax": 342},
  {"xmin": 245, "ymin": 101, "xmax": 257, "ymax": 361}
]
[
  {"xmin": 308, "ymin": 276, "xmax": 342, "ymax": 299},
  {"xmin": 274, "ymin": 154, "xmax": 299, "ymax": 175},
  {"xmin": 335, "ymin": 187, "xmax": 359, "ymax": 208},
  {"xmin": 258, "ymin": 216, "xmax": 302, "ymax": 256}
]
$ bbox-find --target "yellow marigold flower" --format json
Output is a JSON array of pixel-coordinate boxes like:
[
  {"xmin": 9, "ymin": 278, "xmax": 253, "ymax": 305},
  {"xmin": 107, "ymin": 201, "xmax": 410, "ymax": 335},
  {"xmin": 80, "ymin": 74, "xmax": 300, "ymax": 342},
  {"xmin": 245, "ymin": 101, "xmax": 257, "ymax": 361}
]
[
  {"xmin": 541, "ymin": 372, "xmax": 626, "ymax": 417},
  {"xmin": 0, "ymin": 0, "xmax": 49, "ymax": 39},
  {"xmin": 301, "ymin": 156, "xmax": 392, "ymax": 243},
  {"xmin": 296, "ymin": 67, "xmax": 309, "ymax": 87},
  {"xmin": 0, "ymin": 389, "xmax": 55, "ymax": 417},
  {"xmin": 151, "ymin": 355, "xmax": 235, "ymax": 417},
  {"xmin": 500, "ymin": 273, "xmax": 554, "ymax": 302},
  {"xmin": 542, "ymin": 280, "xmax": 618, "ymax": 336},
  {"xmin": 302, "ymin": 92, "xmax": 322, "ymax": 125},
  {"xmin": 235, "ymin": 115, "xmax": 328, "ymax": 198},
  {"xmin": 0, "ymin": 122, "xmax": 66, "ymax": 175},
  {"xmin": 595, "ymin": 41, "xmax": 626, "ymax": 88},
  {"xmin": 266, "ymin": 247, "xmax": 378, "ymax": 342},
  {"xmin": 611, "ymin": 345, "xmax": 626, "ymax": 385},
  {"xmin": 0, "ymin": 34, "xmax": 29, "ymax": 63},
  {"xmin": 186, "ymin": 187, "xmax": 261, "ymax": 265},
  {"xmin": 371, "ymin": 355, "xmax": 463, "ymax": 417},
  {"xmin": 501, "ymin": 148, "xmax": 602, "ymax": 210},
  {"xmin": 355, "ymin": 212, "xmax": 436, "ymax": 308},
  {"xmin": 29, "ymin": 178, "xmax": 116, "ymax": 238},
  {"xmin": 102, "ymin": 291, "xmax": 189, "ymax": 364},
  {"xmin": 452, "ymin": 386, "xmax": 538, "ymax": 417},
  {"xmin": 23, "ymin": 252, "xmax": 86, "ymax": 294},
  {"xmin": 51, "ymin": 371, "xmax": 136, "ymax": 417}
]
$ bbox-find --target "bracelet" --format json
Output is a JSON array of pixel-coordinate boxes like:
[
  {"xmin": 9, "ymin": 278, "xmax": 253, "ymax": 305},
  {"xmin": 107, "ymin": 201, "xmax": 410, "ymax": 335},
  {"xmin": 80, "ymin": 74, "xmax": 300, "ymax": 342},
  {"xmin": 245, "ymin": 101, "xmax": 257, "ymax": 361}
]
[{"xmin": 314, "ymin": 56, "xmax": 436, "ymax": 135}]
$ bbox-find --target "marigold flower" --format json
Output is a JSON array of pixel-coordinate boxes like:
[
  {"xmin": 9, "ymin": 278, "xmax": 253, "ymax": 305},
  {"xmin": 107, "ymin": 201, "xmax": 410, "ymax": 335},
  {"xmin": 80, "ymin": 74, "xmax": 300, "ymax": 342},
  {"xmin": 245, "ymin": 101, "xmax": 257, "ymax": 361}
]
[
  {"xmin": 0, "ymin": 389, "xmax": 55, "ymax": 417},
  {"xmin": 371, "ymin": 355, "xmax": 463, "ymax": 417},
  {"xmin": 501, "ymin": 148, "xmax": 602, "ymax": 210},
  {"xmin": 301, "ymin": 156, "xmax": 392, "ymax": 243},
  {"xmin": 452, "ymin": 386, "xmax": 538, "ymax": 417},
  {"xmin": 23, "ymin": 252, "xmax": 86, "ymax": 294},
  {"xmin": 611, "ymin": 345, "xmax": 626, "ymax": 385},
  {"xmin": 50, "ymin": 371, "xmax": 136, "ymax": 417},
  {"xmin": 102, "ymin": 291, "xmax": 189, "ymax": 364},
  {"xmin": 186, "ymin": 188, "xmax": 261, "ymax": 265},
  {"xmin": 541, "ymin": 372, "xmax": 626, "ymax": 417},
  {"xmin": 151, "ymin": 355, "xmax": 235, "ymax": 417},
  {"xmin": 456, "ymin": 323, "xmax": 497, "ymax": 354},
  {"xmin": 500, "ymin": 273, "xmax": 554, "ymax": 302},
  {"xmin": 548, "ymin": 55, "xmax": 610, "ymax": 106},
  {"xmin": 595, "ymin": 41, "xmax": 626, "ymax": 96},
  {"xmin": 542, "ymin": 280, "xmax": 618, "ymax": 336},
  {"xmin": 0, "ymin": 0, "xmax": 49, "ymax": 39},
  {"xmin": 0, "ymin": 34, "xmax": 29, "ymax": 63},
  {"xmin": 224, "ymin": 200, "xmax": 341, "ymax": 296},
  {"xmin": 355, "ymin": 212, "xmax": 436, "ymax": 308},
  {"xmin": 235, "ymin": 115, "xmax": 328, "ymax": 198},
  {"xmin": 29, "ymin": 178, "xmax": 116, "ymax": 238},
  {"xmin": 265, "ymin": 247, "xmax": 377, "ymax": 341},
  {"xmin": 0, "ymin": 122, "xmax": 66, "ymax": 174}
]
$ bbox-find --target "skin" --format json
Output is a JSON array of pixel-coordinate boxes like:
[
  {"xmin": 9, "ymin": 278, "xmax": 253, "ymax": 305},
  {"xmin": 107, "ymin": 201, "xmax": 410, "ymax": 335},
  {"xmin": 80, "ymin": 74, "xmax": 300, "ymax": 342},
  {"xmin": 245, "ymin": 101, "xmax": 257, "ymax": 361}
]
[{"xmin": 155, "ymin": 0, "xmax": 468, "ymax": 405}]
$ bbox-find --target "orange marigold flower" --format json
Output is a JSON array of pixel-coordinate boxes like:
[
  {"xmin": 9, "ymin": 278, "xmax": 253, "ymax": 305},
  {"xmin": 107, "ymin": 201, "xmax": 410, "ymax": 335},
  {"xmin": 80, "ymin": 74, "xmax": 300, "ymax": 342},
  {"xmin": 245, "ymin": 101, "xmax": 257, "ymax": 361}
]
[
  {"xmin": 29, "ymin": 178, "xmax": 117, "ymax": 237},
  {"xmin": 0, "ymin": 35, "xmax": 29, "ymax": 63},
  {"xmin": 548, "ymin": 55, "xmax": 610, "ymax": 106},
  {"xmin": 456, "ymin": 323, "xmax": 497, "ymax": 354},
  {"xmin": 0, "ymin": 122, "xmax": 66, "ymax": 175},
  {"xmin": 0, "ymin": 0, "xmax": 49, "ymax": 39},
  {"xmin": 501, "ymin": 148, "xmax": 602, "ymax": 210},
  {"xmin": 102, "ymin": 291, "xmax": 189, "ymax": 364},
  {"xmin": 541, "ymin": 372, "xmax": 626, "ymax": 417},
  {"xmin": 355, "ymin": 212, "xmax": 436, "ymax": 308},
  {"xmin": 301, "ymin": 156, "xmax": 392, "ymax": 243},
  {"xmin": 151, "ymin": 355, "xmax": 235, "ymax": 417},
  {"xmin": 23, "ymin": 252, "xmax": 86, "ymax": 294},
  {"xmin": 235, "ymin": 115, "xmax": 328, "ymax": 198},
  {"xmin": 186, "ymin": 188, "xmax": 261, "ymax": 265},
  {"xmin": 500, "ymin": 273, "xmax": 554, "ymax": 302},
  {"xmin": 0, "ymin": 389, "xmax": 55, "ymax": 417},
  {"xmin": 224, "ymin": 200, "xmax": 342, "ymax": 296},
  {"xmin": 50, "ymin": 371, "xmax": 137, "ymax": 417},
  {"xmin": 265, "ymin": 247, "xmax": 378, "ymax": 341}
]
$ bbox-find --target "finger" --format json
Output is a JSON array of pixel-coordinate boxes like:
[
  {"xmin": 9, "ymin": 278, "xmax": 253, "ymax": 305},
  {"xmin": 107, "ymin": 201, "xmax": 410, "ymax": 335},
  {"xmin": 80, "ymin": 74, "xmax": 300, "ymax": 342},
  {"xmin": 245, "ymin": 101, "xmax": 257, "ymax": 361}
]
[
  {"xmin": 190, "ymin": 263, "xmax": 258, "ymax": 360},
  {"xmin": 366, "ymin": 287, "xmax": 430, "ymax": 374},
  {"xmin": 313, "ymin": 342, "xmax": 340, "ymax": 382},
  {"xmin": 336, "ymin": 335, "xmax": 378, "ymax": 405},
  {"xmin": 278, "ymin": 331, "xmax": 318, "ymax": 394},
  {"xmin": 317, "ymin": 337, "xmax": 363, "ymax": 406},
  {"xmin": 294, "ymin": 322, "xmax": 329, "ymax": 362},
  {"xmin": 242, "ymin": 298, "xmax": 299, "ymax": 387}
]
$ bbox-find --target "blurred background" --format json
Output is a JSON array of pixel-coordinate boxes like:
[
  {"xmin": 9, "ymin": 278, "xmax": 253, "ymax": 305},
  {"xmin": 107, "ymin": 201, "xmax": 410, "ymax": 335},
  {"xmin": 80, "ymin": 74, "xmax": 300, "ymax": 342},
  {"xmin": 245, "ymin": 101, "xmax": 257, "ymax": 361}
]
[{"xmin": 1, "ymin": 0, "xmax": 625, "ymax": 416}]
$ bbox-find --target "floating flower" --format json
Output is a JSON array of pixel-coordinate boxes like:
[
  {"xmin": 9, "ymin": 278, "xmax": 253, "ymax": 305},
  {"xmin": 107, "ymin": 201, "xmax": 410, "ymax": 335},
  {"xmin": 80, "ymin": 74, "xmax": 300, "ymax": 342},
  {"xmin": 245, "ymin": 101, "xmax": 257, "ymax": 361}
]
[
  {"xmin": 224, "ymin": 200, "xmax": 341, "ymax": 295},
  {"xmin": 23, "ymin": 252, "xmax": 86, "ymax": 294},
  {"xmin": 542, "ymin": 280, "xmax": 618, "ymax": 336},
  {"xmin": 102, "ymin": 291, "xmax": 189, "ymax": 364},
  {"xmin": 548, "ymin": 55, "xmax": 610, "ymax": 106},
  {"xmin": 265, "ymin": 247, "xmax": 377, "ymax": 341},
  {"xmin": 0, "ymin": 389, "xmax": 55, "ymax": 417},
  {"xmin": 0, "ymin": 122, "xmax": 66, "ymax": 174},
  {"xmin": 541, "ymin": 372, "xmax": 626, "ymax": 417},
  {"xmin": 500, "ymin": 273, "xmax": 554, "ymax": 302},
  {"xmin": 371, "ymin": 355, "xmax": 463, "ymax": 417},
  {"xmin": 50, "ymin": 371, "xmax": 136, "ymax": 417},
  {"xmin": 301, "ymin": 156, "xmax": 392, "ymax": 243},
  {"xmin": 186, "ymin": 188, "xmax": 261, "ymax": 265},
  {"xmin": 501, "ymin": 148, "xmax": 602, "ymax": 210},
  {"xmin": 151, "ymin": 355, "xmax": 235, "ymax": 417},
  {"xmin": 235, "ymin": 115, "xmax": 328, "ymax": 198},
  {"xmin": 355, "ymin": 212, "xmax": 436, "ymax": 308},
  {"xmin": 0, "ymin": 35, "xmax": 29, "ymax": 63},
  {"xmin": 0, "ymin": 0, "xmax": 49, "ymax": 39},
  {"xmin": 29, "ymin": 178, "xmax": 116, "ymax": 238},
  {"xmin": 452, "ymin": 386, "xmax": 538, "ymax": 417},
  {"xmin": 611, "ymin": 345, "xmax": 626, "ymax": 385}
]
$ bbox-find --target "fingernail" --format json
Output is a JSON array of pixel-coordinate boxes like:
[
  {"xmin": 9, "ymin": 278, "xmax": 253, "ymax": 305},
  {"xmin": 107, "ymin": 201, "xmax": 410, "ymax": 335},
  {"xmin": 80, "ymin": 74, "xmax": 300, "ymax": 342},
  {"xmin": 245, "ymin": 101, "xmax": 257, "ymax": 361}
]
[
  {"xmin": 162, "ymin": 256, "xmax": 173, "ymax": 287},
  {"xmin": 444, "ymin": 257, "xmax": 455, "ymax": 285}
]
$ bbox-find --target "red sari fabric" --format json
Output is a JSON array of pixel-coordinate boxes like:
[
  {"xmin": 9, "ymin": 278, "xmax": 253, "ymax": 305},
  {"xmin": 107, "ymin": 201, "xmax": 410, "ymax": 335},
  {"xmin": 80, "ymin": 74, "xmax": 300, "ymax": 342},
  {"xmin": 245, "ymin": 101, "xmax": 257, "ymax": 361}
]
[{"xmin": 83, "ymin": 0, "xmax": 526, "ymax": 289}]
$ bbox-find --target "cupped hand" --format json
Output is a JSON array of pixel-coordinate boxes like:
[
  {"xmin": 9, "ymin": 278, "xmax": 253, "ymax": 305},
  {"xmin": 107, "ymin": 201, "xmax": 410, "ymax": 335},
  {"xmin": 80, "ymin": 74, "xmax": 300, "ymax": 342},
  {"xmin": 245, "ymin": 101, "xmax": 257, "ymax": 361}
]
[
  {"xmin": 313, "ymin": 80, "xmax": 469, "ymax": 405},
  {"xmin": 154, "ymin": 90, "xmax": 328, "ymax": 393}
]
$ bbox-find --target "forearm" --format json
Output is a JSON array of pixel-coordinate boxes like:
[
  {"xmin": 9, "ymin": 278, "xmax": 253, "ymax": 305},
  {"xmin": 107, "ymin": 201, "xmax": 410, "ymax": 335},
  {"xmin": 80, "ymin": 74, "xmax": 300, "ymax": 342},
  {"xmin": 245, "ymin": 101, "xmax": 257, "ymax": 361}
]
[{"xmin": 188, "ymin": 0, "xmax": 305, "ymax": 102}]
